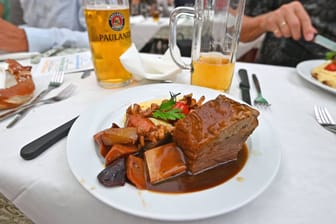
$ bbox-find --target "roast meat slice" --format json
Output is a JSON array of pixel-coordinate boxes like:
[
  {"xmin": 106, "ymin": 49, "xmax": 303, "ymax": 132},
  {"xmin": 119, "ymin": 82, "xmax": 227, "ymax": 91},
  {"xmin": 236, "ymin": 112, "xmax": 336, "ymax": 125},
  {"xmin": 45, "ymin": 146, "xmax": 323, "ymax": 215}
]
[{"xmin": 173, "ymin": 95, "xmax": 259, "ymax": 174}]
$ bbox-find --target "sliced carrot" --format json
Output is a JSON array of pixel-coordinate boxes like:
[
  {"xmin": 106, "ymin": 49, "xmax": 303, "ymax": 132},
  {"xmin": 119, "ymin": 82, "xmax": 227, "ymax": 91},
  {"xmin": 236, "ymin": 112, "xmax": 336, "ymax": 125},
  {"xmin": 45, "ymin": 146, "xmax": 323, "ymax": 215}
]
[
  {"xmin": 93, "ymin": 131, "xmax": 104, "ymax": 145},
  {"xmin": 105, "ymin": 144, "xmax": 139, "ymax": 166},
  {"xmin": 99, "ymin": 144, "xmax": 110, "ymax": 157},
  {"xmin": 93, "ymin": 132, "xmax": 110, "ymax": 157},
  {"xmin": 126, "ymin": 155, "xmax": 147, "ymax": 189}
]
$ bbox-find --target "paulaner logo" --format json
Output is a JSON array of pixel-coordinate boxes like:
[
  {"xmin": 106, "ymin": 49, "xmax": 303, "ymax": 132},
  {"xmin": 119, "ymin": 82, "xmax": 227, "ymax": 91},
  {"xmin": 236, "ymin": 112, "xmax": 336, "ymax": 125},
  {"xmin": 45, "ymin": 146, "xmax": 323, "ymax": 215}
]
[{"xmin": 109, "ymin": 12, "xmax": 125, "ymax": 31}]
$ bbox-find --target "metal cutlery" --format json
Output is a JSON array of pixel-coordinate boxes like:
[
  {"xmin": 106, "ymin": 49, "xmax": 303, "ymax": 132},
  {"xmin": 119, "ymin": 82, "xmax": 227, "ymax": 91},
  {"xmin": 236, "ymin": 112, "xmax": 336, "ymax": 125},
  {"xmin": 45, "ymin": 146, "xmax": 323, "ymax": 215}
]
[
  {"xmin": 313, "ymin": 34, "xmax": 336, "ymax": 52},
  {"xmin": 4, "ymin": 71, "xmax": 65, "ymax": 128},
  {"xmin": 0, "ymin": 52, "xmax": 40, "ymax": 62},
  {"xmin": 314, "ymin": 105, "xmax": 336, "ymax": 134},
  {"xmin": 81, "ymin": 69, "xmax": 93, "ymax": 79},
  {"xmin": 0, "ymin": 84, "xmax": 76, "ymax": 122},
  {"xmin": 238, "ymin": 69, "xmax": 252, "ymax": 105},
  {"xmin": 30, "ymin": 47, "xmax": 64, "ymax": 64},
  {"xmin": 252, "ymin": 74, "xmax": 271, "ymax": 107},
  {"xmin": 20, "ymin": 116, "xmax": 78, "ymax": 160}
]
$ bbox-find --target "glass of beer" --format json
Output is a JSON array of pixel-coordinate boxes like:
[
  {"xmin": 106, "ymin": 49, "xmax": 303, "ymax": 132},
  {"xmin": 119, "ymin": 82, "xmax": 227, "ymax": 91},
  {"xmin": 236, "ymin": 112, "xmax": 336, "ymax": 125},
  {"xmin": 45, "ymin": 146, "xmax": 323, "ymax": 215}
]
[
  {"xmin": 83, "ymin": 0, "xmax": 132, "ymax": 88},
  {"xmin": 169, "ymin": 0, "xmax": 246, "ymax": 92},
  {"xmin": 150, "ymin": 3, "xmax": 160, "ymax": 22}
]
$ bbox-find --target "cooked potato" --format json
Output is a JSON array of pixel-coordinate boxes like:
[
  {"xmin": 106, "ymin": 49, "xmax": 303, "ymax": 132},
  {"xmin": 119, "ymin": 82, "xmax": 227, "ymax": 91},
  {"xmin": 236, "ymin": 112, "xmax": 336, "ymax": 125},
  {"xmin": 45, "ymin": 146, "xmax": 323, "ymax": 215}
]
[
  {"xmin": 144, "ymin": 143, "xmax": 186, "ymax": 184},
  {"xmin": 100, "ymin": 127, "xmax": 138, "ymax": 146}
]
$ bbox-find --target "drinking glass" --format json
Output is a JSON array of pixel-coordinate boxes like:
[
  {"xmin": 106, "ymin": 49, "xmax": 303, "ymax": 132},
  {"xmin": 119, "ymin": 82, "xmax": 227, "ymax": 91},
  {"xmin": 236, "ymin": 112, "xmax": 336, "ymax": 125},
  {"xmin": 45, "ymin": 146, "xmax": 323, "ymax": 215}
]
[
  {"xmin": 150, "ymin": 2, "xmax": 160, "ymax": 22},
  {"xmin": 169, "ymin": 0, "xmax": 246, "ymax": 92},
  {"xmin": 83, "ymin": 0, "xmax": 132, "ymax": 88}
]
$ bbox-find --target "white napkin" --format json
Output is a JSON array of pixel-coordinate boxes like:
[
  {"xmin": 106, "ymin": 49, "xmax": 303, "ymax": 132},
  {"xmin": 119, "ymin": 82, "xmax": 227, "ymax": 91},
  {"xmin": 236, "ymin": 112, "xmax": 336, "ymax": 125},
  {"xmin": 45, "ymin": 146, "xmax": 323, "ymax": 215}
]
[
  {"xmin": 120, "ymin": 43, "xmax": 182, "ymax": 81},
  {"xmin": 130, "ymin": 15, "xmax": 145, "ymax": 24}
]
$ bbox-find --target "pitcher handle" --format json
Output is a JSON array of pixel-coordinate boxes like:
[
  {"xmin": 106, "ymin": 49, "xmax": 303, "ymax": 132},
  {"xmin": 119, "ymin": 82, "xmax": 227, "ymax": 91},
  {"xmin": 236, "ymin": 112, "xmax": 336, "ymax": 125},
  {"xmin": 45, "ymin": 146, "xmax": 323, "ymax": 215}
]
[{"xmin": 169, "ymin": 7, "xmax": 194, "ymax": 70}]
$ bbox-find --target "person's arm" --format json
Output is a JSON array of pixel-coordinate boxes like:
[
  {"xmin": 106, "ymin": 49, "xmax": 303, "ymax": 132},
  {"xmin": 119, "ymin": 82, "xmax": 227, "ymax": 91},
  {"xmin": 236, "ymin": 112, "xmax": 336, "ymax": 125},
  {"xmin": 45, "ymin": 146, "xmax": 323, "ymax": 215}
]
[
  {"xmin": 0, "ymin": 18, "xmax": 89, "ymax": 53},
  {"xmin": 240, "ymin": 14, "xmax": 269, "ymax": 43},
  {"xmin": 0, "ymin": 18, "xmax": 28, "ymax": 52},
  {"xmin": 23, "ymin": 27, "xmax": 89, "ymax": 52},
  {"xmin": 0, "ymin": 3, "xmax": 89, "ymax": 53},
  {"xmin": 23, "ymin": 3, "xmax": 89, "ymax": 52},
  {"xmin": 240, "ymin": 1, "xmax": 317, "ymax": 43}
]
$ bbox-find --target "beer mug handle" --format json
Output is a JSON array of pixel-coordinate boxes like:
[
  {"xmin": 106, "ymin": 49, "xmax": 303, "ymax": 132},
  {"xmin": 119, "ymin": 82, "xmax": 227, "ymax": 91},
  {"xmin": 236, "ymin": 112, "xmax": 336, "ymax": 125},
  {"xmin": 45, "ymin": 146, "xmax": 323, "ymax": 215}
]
[{"xmin": 169, "ymin": 7, "xmax": 194, "ymax": 70}]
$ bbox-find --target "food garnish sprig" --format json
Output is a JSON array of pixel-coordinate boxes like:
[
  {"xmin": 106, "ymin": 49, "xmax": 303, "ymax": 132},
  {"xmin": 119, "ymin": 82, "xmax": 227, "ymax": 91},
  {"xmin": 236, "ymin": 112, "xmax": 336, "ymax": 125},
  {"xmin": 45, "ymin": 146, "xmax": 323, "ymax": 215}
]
[
  {"xmin": 153, "ymin": 92, "xmax": 189, "ymax": 121},
  {"xmin": 325, "ymin": 51, "xmax": 336, "ymax": 60}
]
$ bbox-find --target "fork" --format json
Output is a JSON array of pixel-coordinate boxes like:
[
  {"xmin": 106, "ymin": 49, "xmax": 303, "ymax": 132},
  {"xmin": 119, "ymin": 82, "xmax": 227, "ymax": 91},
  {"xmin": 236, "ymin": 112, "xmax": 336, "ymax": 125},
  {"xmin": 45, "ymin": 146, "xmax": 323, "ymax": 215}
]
[
  {"xmin": 0, "ymin": 83, "xmax": 74, "ymax": 123},
  {"xmin": 4, "ymin": 71, "xmax": 64, "ymax": 128},
  {"xmin": 314, "ymin": 105, "xmax": 336, "ymax": 134},
  {"xmin": 252, "ymin": 74, "xmax": 271, "ymax": 107}
]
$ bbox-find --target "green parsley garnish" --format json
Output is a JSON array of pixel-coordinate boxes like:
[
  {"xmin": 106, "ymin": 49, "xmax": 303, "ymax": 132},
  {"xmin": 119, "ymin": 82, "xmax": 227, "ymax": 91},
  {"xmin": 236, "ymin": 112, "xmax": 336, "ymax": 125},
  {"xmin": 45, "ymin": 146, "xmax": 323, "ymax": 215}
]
[
  {"xmin": 325, "ymin": 51, "xmax": 336, "ymax": 60},
  {"xmin": 153, "ymin": 92, "xmax": 185, "ymax": 121}
]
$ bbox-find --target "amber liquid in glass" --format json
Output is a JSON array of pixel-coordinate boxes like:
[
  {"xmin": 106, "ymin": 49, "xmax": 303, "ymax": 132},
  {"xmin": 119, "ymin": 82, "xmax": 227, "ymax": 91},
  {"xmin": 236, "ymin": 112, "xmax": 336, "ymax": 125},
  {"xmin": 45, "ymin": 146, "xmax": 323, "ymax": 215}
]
[
  {"xmin": 85, "ymin": 7, "xmax": 132, "ymax": 88},
  {"xmin": 192, "ymin": 53, "xmax": 235, "ymax": 92}
]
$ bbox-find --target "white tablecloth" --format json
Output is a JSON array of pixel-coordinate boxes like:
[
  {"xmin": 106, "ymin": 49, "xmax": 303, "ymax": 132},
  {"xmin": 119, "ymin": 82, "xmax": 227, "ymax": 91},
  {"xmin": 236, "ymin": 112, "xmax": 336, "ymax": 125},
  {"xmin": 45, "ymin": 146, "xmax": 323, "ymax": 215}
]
[{"xmin": 1, "ymin": 58, "xmax": 336, "ymax": 224}]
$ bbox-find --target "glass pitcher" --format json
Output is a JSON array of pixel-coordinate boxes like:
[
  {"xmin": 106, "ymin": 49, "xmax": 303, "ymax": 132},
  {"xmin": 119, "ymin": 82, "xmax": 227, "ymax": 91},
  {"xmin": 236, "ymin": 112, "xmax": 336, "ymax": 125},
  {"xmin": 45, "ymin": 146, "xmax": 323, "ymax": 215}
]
[{"xmin": 169, "ymin": 0, "xmax": 246, "ymax": 92}]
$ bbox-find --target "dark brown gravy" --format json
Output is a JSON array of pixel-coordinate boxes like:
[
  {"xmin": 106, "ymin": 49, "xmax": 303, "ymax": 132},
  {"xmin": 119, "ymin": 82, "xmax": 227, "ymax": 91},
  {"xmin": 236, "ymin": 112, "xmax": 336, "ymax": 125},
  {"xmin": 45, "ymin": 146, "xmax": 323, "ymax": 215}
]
[{"xmin": 145, "ymin": 144, "xmax": 248, "ymax": 194}]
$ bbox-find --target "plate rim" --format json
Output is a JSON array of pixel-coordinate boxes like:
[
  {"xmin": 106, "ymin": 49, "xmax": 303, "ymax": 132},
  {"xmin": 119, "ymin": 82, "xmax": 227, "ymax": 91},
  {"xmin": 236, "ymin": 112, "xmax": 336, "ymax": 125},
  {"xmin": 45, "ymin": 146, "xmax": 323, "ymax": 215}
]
[
  {"xmin": 296, "ymin": 59, "xmax": 336, "ymax": 94},
  {"xmin": 0, "ymin": 51, "xmax": 40, "ymax": 61},
  {"xmin": 66, "ymin": 83, "xmax": 281, "ymax": 221}
]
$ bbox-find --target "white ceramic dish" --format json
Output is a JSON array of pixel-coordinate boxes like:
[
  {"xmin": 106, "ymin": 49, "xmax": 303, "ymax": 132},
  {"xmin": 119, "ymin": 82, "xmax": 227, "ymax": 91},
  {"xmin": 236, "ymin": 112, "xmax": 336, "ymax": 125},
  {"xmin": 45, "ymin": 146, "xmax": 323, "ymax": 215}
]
[
  {"xmin": 66, "ymin": 83, "xmax": 281, "ymax": 221},
  {"xmin": 0, "ymin": 52, "xmax": 40, "ymax": 61},
  {"xmin": 296, "ymin": 59, "xmax": 336, "ymax": 95}
]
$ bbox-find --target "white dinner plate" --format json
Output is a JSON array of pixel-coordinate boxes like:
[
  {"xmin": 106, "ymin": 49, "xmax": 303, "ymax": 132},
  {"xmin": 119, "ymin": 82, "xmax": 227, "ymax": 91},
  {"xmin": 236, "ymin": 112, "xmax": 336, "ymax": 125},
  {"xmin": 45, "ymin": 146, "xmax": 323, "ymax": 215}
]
[
  {"xmin": 0, "ymin": 52, "xmax": 40, "ymax": 61},
  {"xmin": 296, "ymin": 59, "xmax": 336, "ymax": 94},
  {"xmin": 66, "ymin": 83, "xmax": 281, "ymax": 221}
]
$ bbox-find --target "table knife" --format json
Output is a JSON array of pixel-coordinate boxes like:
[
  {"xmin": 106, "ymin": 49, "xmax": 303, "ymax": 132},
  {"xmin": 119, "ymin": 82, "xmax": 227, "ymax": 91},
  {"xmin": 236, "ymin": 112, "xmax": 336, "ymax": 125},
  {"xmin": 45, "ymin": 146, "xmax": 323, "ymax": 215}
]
[
  {"xmin": 6, "ymin": 88, "xmax": 55, "ymax": 128},
  {"xmin": 81, "ymin": 69, "xmax": 93, "ymax": 79},
  {"xmin": 0, "ymin": 52, "xmax": 40, "ymax": 61},
  {"xmin": 20, "ymin": 116, "xmax": 78, "ymax": 160},
  {"xmin": 313, "ymin": 34, "xmax": 336, "ymax": 52},
  {"xmin": 30, "ymin": 47, "xmax": 64, "ymax": 64},
  {"xmin": 238, "ymin": 69, "xmax": 251, "ymax": 105}
]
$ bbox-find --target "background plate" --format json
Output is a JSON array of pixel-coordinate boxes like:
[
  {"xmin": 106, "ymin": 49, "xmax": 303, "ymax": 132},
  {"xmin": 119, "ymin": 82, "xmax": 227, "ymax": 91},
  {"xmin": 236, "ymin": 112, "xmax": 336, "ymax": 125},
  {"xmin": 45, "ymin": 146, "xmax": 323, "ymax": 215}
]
[
  {"xmin": 66, "ymin": 83, "xmax": 281, "ymax": 221},
  {"xmin": 0, "ymin": 52, "xmax": 39, "ymax": 61},
  {"xmin": 296, "ymin": 59, "xmax": 336, "ymax": 95}
]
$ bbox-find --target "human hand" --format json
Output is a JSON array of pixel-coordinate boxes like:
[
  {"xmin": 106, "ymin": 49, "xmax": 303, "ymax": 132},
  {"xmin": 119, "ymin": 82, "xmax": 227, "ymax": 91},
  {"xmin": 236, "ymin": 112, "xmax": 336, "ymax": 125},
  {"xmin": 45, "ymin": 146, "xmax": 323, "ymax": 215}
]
[
  {"xmin": 261, "ymin": 1, "xmax": 317, "ymax": 41},
  {"xmin": 0, "ymin": 18, "xmax": 28, "ymax": 52}
]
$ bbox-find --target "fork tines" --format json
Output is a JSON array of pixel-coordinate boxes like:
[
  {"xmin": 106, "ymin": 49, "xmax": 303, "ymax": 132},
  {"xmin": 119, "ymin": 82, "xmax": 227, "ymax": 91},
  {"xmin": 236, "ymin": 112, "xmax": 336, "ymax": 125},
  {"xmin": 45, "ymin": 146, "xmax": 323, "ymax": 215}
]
[
  {"xmin": 251, "ymin": 74, "xmax": 271, "ymax": 108},
  {"xmin": 314, "ymin": 106, "xmax": 336, "ymax": 125},
  {"xmin": 49, "ymin": 71, "xmax": 64, "ymax": 87},
  {"xmin": 314, "ymin": 105, "xmax": 336, "ymax": 134}
]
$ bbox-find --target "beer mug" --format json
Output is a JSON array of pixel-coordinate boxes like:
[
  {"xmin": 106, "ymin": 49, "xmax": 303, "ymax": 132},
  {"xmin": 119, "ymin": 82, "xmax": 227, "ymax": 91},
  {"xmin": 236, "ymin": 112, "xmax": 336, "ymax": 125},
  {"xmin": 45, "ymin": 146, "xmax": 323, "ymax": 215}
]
[
  {"xmin": 169, "ymin": 0, "xmax": 246, "ymax": 92},
  {"xmin": 83, "ymin": 0, "xmax": 132, "ymax": 88}
]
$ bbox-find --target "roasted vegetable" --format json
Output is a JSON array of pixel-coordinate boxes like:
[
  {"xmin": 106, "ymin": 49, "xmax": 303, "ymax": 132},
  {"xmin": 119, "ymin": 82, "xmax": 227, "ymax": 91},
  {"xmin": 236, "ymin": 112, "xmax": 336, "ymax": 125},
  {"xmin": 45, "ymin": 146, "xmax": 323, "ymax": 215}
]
[
  {"xmin": 105, "ymin": 144, "xmax": 139, "ymax": 166},
  {"xmin": 144, "ymin": 143, "xmax": 186, "ymax": 184},
  {"xmin": 126, "ymin": 155, "xmax": 147, "ymax": 189},
  {"xmin": 100, "ymin": 127, "xmax": 138, "ymax": 146},
  {"xmin": 97, "ymin": 157, "xmax": 126, "ymax": 187}
]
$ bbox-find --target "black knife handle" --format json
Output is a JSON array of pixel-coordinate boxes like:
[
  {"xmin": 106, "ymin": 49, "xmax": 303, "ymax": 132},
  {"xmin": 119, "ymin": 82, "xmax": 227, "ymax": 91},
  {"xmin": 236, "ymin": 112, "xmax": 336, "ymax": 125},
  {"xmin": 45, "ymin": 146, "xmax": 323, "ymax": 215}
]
[
  {"xmin": 252, "ymin": 74, "xmax": 262, "ymax": 94},
  {"xmin": 20, "ymin": 116, "xmax": 78, "ymax": 160},
  {"xmin": 238, "ymin": 69, "xmax": 252, "ymax": 105},
  {"xmin": 238, "ymin": 69, "xmax": 250, "ymax": 88}
]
